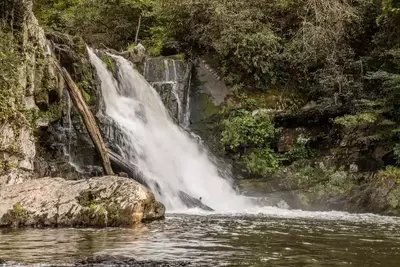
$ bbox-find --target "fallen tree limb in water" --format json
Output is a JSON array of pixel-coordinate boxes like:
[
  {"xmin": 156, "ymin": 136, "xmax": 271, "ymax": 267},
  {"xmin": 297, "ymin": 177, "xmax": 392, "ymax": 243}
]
[
  {"xmin": 108, "ymin": 150, "xmax": 148, "ymax": 186},
  {"xmin": 55, "ymin": 64, "xmax": 113, "ymax": 176}
]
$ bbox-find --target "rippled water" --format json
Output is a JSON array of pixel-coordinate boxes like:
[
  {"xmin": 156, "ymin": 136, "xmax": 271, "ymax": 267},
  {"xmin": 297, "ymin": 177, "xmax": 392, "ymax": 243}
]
[{"xmin": 1, "ymin": 211, "xmax": 400, "ymax": 266}]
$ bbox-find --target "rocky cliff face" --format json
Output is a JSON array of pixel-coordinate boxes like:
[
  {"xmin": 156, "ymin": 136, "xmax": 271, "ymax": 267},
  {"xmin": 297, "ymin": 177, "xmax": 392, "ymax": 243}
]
[
  {"xmin": 144, "ymin": 57, "xmax": 192, "ymax": 125},
  {"xmin": 0, "ymin": 0, "xmax": 61, "ymax": 186}
]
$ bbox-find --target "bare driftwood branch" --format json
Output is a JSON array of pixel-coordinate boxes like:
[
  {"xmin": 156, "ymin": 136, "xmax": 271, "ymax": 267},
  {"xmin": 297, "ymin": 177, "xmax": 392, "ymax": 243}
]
[
  {"xmin": 55, "ymin": 63, "xmax": 113, "ymax": 175},
  {"xmin": 135, "ymin": 15, "xmax": 142, "ymax": 44}
]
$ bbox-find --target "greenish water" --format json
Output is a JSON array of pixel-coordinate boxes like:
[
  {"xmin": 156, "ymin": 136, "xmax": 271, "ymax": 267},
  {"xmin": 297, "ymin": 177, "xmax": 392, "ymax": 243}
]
[{"xmin": 1, "ymin": 212, "xmax": 400, "ymax": 266}]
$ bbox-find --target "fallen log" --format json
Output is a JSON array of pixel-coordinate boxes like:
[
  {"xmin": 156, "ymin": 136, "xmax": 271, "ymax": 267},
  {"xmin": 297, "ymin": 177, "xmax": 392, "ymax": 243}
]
[
  {"xmin": 56, "ymin": 64, "xmax": 113, "ymax": 175},
  {"xmin": 108, "ymin": 150, "xmax": 148, "ymax": 187}
]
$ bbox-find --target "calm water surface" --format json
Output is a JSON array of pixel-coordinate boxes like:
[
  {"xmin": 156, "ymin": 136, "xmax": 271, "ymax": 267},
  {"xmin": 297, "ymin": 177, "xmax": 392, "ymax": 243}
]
[{"xmin": 1, "ymin": 211, "xmax": 400, "ymax": 266}]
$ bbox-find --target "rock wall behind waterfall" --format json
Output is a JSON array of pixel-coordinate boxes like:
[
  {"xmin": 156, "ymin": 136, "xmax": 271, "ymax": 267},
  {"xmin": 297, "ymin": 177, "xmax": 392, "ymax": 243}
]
[
  {"xmin": 35, "ymin": 33, "xmax": 104, "ymax": 180},
  {"xmin": 144, "ymin": 57, "xmax": 192, "ymax": 126}
]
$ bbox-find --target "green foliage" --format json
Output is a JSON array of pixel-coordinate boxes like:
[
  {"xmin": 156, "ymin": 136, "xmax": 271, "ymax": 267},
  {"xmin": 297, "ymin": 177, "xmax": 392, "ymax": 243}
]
[
  {"xmin": 0, "ymin": 30, "xmax": 24, "ymax": 123},
  {"xmin": 34, "ymin": 0, "xmax": 156, "ymax": 49},
  {"xmin": 3, "ymin": 203, "xmax": 30, "ymax": 227},
  {"xmin": 287, "ymin": 134, "xmax": 313, "ymax": 161},
  {"xmin": 334, "ymin": 113, "xmax": 378, "ymax": 129},
  {"xmin": 379, "ymin": 0, "xmax": 400, "ymax": 23},
  {"xmin": 294, "ymin": 164, "xmax": 355, "ymax": 195},
  {"xmin": 221, "ymin": 110, "xmax": 277, "ymax": 151},
  {"xmin": 142, "ymin": 26, "xmax": 168, "ymax": 56},
  {"xmin": 100, "ymin": 54, "xmax": 116, "ymax": 74},
  {"xmin": 378, "ymin": 166, "xmax": 400, "ymax": 184},
  {"xmin": 81, "ymin": 89, "xmax": 91, "ymax": 104},
  {"xmin": 127, "ymin": 43, "xmax": 136, "ymax": 51},
  {"xmin": 149, "ymin": 0, "xmax": 372, "ymax": 93},
  {"xmin": 221, "ymin": 109, "xmax": 280, "ymax": 176},
  {"xmin": 242, "ymin": 148, "xmax": 279, "ymax": 176},
  {"xmin": 11, "ymin": 203, "xmax": 28, "ymax": 220}
]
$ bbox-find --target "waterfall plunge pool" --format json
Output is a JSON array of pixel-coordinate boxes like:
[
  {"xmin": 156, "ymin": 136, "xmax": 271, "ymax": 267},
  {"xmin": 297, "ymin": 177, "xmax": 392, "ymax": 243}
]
[{"xmin": 1, "ymin": 211, "xmax": 399, "ymax": 266}]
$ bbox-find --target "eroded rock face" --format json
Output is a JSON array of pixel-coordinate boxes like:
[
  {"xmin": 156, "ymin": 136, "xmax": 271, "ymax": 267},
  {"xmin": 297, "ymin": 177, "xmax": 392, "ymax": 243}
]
[
  {"xmin": 0, "ymin": 0, "xmax": 61, "ymax": 184},
  {"xmin": 144, "ymin": 57, "xmax": 192, "ymax": 125},
  {"xmin": 0, "ymin": 176, "xmax": 165, "ymax": 228}
]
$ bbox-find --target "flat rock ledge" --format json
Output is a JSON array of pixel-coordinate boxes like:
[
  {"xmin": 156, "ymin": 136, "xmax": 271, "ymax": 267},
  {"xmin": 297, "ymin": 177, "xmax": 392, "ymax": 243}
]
[{"xmin": 0, "ymin": 176, "xmax": 165, "ymax": 228}]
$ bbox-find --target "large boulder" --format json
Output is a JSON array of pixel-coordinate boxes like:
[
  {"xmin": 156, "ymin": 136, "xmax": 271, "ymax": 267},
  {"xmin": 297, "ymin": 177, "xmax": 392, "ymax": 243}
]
[{"xmin": 0, "ymin": 176, "xmax": 165, "ymax": 228}]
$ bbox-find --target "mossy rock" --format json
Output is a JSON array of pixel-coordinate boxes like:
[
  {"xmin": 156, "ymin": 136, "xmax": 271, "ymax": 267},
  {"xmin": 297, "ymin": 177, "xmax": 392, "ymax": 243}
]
[{"xmin": 0, "ymin": 203, "xmax": 29, "ymax": 228}]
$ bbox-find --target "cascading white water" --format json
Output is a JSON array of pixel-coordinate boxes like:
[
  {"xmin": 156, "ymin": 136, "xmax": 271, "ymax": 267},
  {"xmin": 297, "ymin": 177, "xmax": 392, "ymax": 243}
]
[{"xmin": 88, "ymin": 48, "xmax": 251, "ymax": 211}]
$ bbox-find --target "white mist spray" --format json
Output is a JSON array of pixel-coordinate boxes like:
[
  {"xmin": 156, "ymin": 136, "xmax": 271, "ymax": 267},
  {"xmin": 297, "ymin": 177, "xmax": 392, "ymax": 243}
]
[{"xmin": 88, "ymin": 48, "xmax": 250, "ymax": 211}]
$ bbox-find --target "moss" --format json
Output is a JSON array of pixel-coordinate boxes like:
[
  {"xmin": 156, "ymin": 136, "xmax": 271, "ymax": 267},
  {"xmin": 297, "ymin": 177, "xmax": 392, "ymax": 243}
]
[
  {"xmin": 81, "ymin": 89, "xmax": 91, "ymax": 104},
  {"xmin": 73, "ymin": 36, "xmax": 87, "ymax": 55},
  {"xmin": 172, "ymin": 54, "xmax": 185, "ymax": 61},
  {"xmin": 127, "ymin": 43, "xmax": 136, "ymax": 51},
  {"xmin": 76, "ymin": 190, "xmax": 110, "ymax": 227},
  {"xmin": 1, "ymin": 203, "xmax": 29, "ymax": 228},
  {"xmin": 378, "ymin": 166, "xmax": 400, "ymax": 184},
  {"xmin": 105, "ymin": 203, "xmax": 133, "ymax": 227},
  {"xmin": 100, "ymin": 54, "xmax": 116, "ymax": 74},
  {"xmin": 387, "ymin": 187, "xmax": 400, "ymax": 210},
  {"xmin": 158, "ymin": 61, "xmax": 166, "ymax": 71},
  {"xmin": 76, "ymin": 189, "xmax": 137, "ymax": 227},
  {"xmin": 198, "ymin": 93, "xmax": 219, "ymax": 117},
  {"xmin": 0, "ymin": 31, "xmax": 24, "ymax": 123},
  {"xmin": 38, "ymin": 103, "xmax": 62, "ymax": 122},
  {"xmin": 77, "ymin": 205, "xmax": 107, "ymax": 227},
  {"xmin": 24, "ymin": 109, "xmax": 40, "ymax": 126}
]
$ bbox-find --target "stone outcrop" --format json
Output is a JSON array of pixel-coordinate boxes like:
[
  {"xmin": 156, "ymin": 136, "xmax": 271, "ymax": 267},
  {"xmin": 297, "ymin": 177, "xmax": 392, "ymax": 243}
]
[
  {"xmin": 34, "ymin": 32, "xmax": 103, "ymax": 180},
  {"xmin": 0, "ymin": 176, "xmax": 165, "ymax": 228},
  {"xmin": 0, "ymin": 0, "xmax": 60, "ymax": 186},
  {"xmin": 144, "ymin": 57, "xmax": 192, "ymax": 125}
]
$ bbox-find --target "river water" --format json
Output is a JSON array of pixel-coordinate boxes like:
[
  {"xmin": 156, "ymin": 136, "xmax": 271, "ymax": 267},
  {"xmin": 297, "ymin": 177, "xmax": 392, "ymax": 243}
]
[{"xmin": 1, "ymin": 211, "xmax": 400, "ymax": 266}]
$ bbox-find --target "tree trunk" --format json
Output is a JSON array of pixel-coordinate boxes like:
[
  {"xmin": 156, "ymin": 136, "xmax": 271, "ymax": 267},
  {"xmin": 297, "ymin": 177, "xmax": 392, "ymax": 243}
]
[{"xmin": 56, "ymin": 65, "xmax": 113, "ymax": 176}]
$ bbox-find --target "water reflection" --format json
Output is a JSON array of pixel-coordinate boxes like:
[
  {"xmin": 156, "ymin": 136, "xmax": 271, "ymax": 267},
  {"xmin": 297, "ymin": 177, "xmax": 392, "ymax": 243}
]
[{"xmin": 0, "ymin": 214, "xmax": 399, "ymax": 266}]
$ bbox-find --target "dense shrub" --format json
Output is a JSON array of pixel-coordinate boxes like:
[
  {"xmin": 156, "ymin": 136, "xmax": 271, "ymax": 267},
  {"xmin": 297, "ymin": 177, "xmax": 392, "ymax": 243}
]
[{"xmin": 221, "ymin": 110, "xmax": 280, "ymax": 176}]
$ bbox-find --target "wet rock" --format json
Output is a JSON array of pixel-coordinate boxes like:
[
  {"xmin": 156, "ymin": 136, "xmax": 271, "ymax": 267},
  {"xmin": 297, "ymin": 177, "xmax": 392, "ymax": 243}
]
[
  {"xmin": 178, "ymin": 191, "xmax": 214, "ymax": 211},
  {"xmin": 195, "ymin": 58, "xmax": 230, "ymax": 106},
  {"xmin": 75, "ymin": 255, "xmax": 192, "ymax": 267},
  {"xmin": 144, "ymin": 57, "xmax": 192, "ymax": 124},
  {"xmin": 0, "ymin": 0, "xmax": 61, "ymax": 183},
  {"xmin": 0, "ymin": 176, "xmax": 165, "ymax": 228}
]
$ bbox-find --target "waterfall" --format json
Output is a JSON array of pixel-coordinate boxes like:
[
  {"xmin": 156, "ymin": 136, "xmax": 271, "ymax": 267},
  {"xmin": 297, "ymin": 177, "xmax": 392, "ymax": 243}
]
[{"xmin": 88, "ymin": 48, "xmax": 251, "ymax": 211}]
